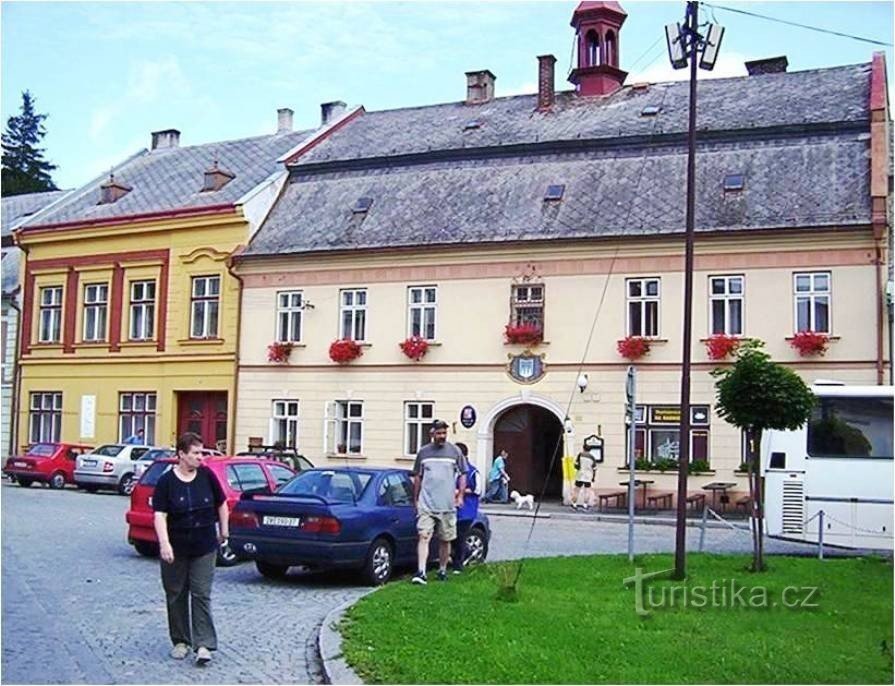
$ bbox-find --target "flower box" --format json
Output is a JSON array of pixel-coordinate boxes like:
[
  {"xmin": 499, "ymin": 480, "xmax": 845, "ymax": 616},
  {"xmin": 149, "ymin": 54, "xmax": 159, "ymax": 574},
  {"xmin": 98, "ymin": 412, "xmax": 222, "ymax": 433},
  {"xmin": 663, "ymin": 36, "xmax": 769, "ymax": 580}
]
[
  {"xmin": 789, "ymin": 330, "xmax": 829, "ymax": 357},
  {"xmin": 617, "ymin": 336, "xmax": 650, "ymax": 360},
  {"xmin": 329, "ymin": 338, "xmax": 363, "ymax": 364},
  {"xmin": 505, "ymin": 322, "xmax": 543, "ymax": 345},
  {"xmin": 705, "ymin": 334, "xmax": 740, "ymax": 360},
  {"xmin": 267, "ymin": 341, "xmax": 293, "ymax": 364},
  {"xmin": 399, "ymin": 336, "xmax": 429, "ymax": 361}
]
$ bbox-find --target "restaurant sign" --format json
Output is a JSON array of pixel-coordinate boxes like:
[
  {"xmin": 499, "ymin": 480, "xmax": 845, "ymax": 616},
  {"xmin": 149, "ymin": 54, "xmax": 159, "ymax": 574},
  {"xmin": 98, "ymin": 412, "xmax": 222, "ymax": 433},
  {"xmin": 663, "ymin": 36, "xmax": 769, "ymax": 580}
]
[{"xmin": 650, "ymin": 406, "xmax": 681, "ymax": 424}]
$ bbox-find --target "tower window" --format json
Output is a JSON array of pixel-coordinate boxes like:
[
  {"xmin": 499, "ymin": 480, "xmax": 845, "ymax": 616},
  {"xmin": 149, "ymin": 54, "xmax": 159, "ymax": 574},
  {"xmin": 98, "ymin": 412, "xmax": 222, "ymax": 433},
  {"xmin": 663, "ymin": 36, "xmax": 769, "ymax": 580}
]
[
  {"xmin": 605, "ymin": 30, "xmax": 617, "ymax": 66},
  {"xmin": 586, "ymin": 31, "xmax": 601, "ymax": 67}
]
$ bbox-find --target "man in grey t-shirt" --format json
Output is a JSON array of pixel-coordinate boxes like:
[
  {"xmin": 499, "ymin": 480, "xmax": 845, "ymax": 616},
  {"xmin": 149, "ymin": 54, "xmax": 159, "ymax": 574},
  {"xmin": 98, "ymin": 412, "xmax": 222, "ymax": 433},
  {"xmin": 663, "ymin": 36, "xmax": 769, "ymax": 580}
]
[{"xmin": 411, "ymin": 419, "xmax": 467, "ymax": 584}]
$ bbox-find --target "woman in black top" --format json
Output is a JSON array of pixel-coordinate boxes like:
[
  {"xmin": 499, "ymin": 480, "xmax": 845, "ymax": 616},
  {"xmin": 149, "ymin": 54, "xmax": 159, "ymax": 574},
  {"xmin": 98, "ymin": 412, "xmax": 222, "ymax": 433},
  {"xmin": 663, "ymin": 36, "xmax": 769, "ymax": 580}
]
[{"xmin": 153, "ymin": 432, "xmax": 228, "ymax": 666}]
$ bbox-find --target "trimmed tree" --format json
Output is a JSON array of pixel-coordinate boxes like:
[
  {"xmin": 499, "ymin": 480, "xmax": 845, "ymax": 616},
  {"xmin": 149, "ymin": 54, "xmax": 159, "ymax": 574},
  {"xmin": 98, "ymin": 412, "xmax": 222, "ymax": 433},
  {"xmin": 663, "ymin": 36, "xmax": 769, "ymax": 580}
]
[
  {"xmin": 711, "ymin": 339, "xmax": 815, "ymax": 571},
  {"xmin": 1, "ymin": 91, "xmax": 58, "ymax": 195}
]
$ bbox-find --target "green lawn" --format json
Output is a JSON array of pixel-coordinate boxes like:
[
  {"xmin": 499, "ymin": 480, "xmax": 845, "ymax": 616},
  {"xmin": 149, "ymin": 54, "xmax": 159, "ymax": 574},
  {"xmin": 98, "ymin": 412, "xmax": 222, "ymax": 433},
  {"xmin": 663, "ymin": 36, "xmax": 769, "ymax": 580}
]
[{"xmin": 340, "ymin": 554, "xmax": 893, "ymax": 684}]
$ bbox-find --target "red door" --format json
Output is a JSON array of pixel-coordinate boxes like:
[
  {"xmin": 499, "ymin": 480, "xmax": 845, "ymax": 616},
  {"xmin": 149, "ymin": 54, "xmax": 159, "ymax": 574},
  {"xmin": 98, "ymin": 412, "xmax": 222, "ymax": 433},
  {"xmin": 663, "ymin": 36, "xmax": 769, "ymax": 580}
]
[{"xmin": 177, "ymin": 392, "xmax": 228, "ymax": 452}]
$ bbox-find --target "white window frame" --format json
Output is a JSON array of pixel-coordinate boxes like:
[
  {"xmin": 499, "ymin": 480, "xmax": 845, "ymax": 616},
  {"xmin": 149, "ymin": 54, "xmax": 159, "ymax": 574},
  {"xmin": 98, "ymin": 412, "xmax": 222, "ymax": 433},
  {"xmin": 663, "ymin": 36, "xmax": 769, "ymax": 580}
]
[
  {"xmin": 190, "ymin": 275, "xmax": 221, "ymax": 339},
  {"xmin": 339, "ymin": 288, "xmax": 367, "ymax": 341},
  {"xmin": 510, "ymin": 284, "xmax": 545, "ymax": 328},
  {"xmin": 626, "ymin": 277, "xmax": 660, "ymax": 337},
  {"xmin": 407, "ymin": 286, "xmax": 437, "ymax": 340},
  {"xmin": 708, "ymin": 275, "xmax": 744, "ymax": 336},
  {"xmin": 270, "ymin": 400, "xmax": 300, "ymax": 449},
  {"xmin": 276, "ymin": 291, "xmax": 303, "ymax": 343},
  {"xmin": 793, "ymin": 271, "xmax": 831, "ymax": 334},
  {"xmin": 82, "ymin": 283, "xmax": 108, "ymax": 342},
  {"xmin": 38, "ymin": 286, "xmax": 63, "ymax": 343},
  {"xmin": 129, "ymin": 280, "xmax": 156, "ymax": 341},
  {"xmin": 325, "ymin": 400, "xmax": 364, "ymax": 455},
  {"xmin": 404, "ymin": 401, "xmax": 435, "ymax": 456},
  {"xmin": 29, "ymin": 392, "xmax": 62, "ymax": 442},
  {"xmin": 118, "ymin": 392, "xmax": 157, "ymax": 444}
]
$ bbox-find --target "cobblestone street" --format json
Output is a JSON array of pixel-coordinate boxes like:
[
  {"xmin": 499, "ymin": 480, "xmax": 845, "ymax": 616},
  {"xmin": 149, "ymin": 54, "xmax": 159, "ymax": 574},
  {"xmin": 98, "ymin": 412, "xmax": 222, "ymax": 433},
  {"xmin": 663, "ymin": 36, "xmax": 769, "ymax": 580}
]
[{"xmin": 2, "ymin": 481, "xmax": 828, "ymax": 684}]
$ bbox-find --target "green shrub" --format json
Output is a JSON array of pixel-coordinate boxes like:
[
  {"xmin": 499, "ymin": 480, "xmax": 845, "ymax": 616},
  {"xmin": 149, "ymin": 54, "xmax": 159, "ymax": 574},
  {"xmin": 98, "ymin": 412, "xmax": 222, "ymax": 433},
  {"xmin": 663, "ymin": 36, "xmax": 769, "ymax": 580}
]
[{"xmin": 688, "ymin": 459, "xmax": 711, "ymax": 473}]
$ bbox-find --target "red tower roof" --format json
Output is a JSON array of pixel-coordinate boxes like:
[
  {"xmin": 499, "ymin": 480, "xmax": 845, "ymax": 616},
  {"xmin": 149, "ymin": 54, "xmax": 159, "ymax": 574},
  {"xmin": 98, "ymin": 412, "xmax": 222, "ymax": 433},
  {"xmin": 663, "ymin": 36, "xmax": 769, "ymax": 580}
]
[{"xmin": 572, "ymin": 1, "xmax": 627, "ymax": 20}]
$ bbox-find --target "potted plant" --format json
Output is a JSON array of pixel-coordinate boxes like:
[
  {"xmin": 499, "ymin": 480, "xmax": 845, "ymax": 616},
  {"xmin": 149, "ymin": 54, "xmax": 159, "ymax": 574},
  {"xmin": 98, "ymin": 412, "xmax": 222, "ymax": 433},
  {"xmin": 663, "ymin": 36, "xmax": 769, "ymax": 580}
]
[
  {"xmin": 504, "ymin": 322, "xmax": 543, "ymax": 345},
  {"xmin": 617, "ymin": 336, "xmax": 650, "ymax": 360},
  {"xmin": 329, "ymin": 338, "xmax": 363, "ymax": 364},
  {"xmin": 688, "ymin": 459, "xmax": 711, "ymax": 474},
  {"xmin": 705, "ymin": 334, "xmax": 739, "ymax": 360},
  {"xmin": 267, "ymin": 341, "xmax": 293, "ymax": 364},
  {"xmin": 789, "ymin": 330, "xmax": 829, "ymax": 357},
  {"xmin": 399, "ymin": 335, "xmax": 429, "ymax": 361}
]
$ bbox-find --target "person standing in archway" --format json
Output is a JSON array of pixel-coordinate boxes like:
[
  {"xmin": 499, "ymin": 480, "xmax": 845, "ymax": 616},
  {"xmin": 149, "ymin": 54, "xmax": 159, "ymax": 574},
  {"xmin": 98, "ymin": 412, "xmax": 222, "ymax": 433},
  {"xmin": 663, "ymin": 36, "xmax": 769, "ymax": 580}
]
[{"xmin": 483, "ymin": 449, "xmax": 510, "ymax": 503}]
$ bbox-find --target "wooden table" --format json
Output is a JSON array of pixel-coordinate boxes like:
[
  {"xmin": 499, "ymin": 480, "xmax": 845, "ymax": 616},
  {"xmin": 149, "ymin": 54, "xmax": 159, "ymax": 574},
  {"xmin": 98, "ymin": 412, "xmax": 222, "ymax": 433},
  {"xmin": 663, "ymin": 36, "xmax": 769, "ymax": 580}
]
[
  {"xmin": 701, "ymin": 481, "xmax": 737, "ymax": 512},
  {"xmin": 619, "ymin": 479, "xmax": 655, "ymax": 510}
]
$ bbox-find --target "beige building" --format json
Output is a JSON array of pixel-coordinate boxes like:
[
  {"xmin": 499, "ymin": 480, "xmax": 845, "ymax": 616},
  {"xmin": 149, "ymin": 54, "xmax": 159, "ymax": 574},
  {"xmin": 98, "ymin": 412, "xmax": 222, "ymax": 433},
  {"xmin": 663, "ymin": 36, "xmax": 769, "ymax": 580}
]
[{"xmin": 232, "ymin": 3, "xmax": 891, "ymax": 505}]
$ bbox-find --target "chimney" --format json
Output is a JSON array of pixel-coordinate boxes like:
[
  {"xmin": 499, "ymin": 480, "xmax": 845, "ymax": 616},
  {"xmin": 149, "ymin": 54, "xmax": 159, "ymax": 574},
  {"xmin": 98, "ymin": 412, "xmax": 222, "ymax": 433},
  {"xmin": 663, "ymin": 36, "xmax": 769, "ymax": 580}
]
[
  {"xmin": 99, "ymin": 174, "xmax": 132, "ymax": 204},
  {"xmin": 150, "ymin": 129, "xmax": 180, "ymax": 150},
  {"xmin": 465, "ymin": 70, "xmax": 496, "ymax": 105},
  {"xmin": 277, "ymin": 108, "xmax": 294, "ymax": 133},
  {"xmin": 321, "ymin": 101, "xmax": 347, "ymax": 127},
  {"xmin": 745, "ymin": 56, "xmax": 788, "ymax": 75},
  {"xmin": 537, "ymin": 55, "xmax": 557, "ymax": 111}
]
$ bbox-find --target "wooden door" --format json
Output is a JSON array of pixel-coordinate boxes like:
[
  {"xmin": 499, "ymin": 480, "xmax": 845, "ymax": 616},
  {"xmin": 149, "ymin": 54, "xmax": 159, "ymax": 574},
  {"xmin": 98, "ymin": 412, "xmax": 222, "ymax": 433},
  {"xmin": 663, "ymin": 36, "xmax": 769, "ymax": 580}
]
[{"xmin": 177, "ymin": 392, "xmax": 228, "ymax": 451}]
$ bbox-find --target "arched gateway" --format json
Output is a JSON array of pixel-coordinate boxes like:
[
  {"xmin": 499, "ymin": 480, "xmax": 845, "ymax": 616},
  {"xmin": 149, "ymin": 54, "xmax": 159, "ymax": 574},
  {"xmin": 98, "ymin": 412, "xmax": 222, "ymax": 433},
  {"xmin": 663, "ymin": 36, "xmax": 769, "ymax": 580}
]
[{"xmin": 477, "ymin": 395, "xmax": 568, "ymax": 499}]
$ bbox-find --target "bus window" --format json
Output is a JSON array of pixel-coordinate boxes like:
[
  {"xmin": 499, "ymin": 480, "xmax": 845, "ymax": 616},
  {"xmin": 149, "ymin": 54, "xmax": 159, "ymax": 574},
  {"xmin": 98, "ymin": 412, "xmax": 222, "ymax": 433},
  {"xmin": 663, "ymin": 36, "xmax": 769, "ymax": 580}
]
[{"xmin": 807, "ymin": 396, "xmax": 893, "ymax": 459}]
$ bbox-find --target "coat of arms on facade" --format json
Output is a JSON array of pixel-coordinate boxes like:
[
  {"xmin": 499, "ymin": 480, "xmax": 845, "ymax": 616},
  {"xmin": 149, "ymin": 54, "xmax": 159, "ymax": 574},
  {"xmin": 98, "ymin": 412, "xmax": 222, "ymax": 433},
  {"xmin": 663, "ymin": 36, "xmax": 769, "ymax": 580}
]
[{"xmin": 507, "ymin": 350, "xmax": 546, "ymax": 384}]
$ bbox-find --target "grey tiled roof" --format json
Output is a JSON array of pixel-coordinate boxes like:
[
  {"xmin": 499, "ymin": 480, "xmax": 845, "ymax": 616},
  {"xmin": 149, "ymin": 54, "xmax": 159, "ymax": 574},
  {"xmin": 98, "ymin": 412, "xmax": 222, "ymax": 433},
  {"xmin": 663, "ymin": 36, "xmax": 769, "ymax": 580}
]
[
  {"xmin": 295, "ymin": 64, "xmax": 870, "ymax": 166},
  {"xmin": 1, "ymin": 190, "xmax": 68, "ymax": 236},
  {"xmin": 246, "ymin": 62, "xmax": 873, "ymax": 257},
  {"xmin": 28, "ymin": 130, "xmax": 314, "ymax": 227}
]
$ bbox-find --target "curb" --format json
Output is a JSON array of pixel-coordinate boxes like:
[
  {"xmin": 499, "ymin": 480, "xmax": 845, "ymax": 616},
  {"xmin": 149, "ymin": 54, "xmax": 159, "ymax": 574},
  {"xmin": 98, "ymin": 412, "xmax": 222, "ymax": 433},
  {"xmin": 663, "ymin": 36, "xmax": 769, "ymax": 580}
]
[
  {"xmin": 318, "ymin": 589, "xmax": 377, "ymax": 685},
  {"xmin": 480, "ymin": 507, "xmax": 740, "ymax": 530}
]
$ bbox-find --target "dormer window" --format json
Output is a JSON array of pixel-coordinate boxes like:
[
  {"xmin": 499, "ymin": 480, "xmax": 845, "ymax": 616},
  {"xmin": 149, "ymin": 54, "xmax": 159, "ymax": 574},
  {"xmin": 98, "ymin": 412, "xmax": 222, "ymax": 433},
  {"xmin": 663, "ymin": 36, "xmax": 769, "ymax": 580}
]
[
  {"xmin": 544, "ymin": 184, "xmax": 565, "ymax": 202},
  {"xmin": 99, "ymin": 174, "xmax": 132, "ymax": 205},
  {"xmin": 463, "ymin": 119, "xmax": 483, "ymax": 131},
  {"xmin": 202, "ymin": 160, "xmax": 235, "ymax": 192},
  {"xmin": 641, "ymin": 105, "xmax": 661, "ymax": 117},
  {"xmin": 352, "ymin": 197, "xmax": 373, "ymax": 214},
  {"xmin": 723, "ymin": 174, "xmax": 745, "ymax": 191}
]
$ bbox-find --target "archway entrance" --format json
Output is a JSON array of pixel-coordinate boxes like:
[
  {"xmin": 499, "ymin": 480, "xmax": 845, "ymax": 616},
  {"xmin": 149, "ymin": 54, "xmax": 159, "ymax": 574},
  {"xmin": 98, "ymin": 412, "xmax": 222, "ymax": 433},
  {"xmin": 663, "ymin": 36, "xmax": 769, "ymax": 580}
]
[{"xmin": 493, "ymin": 404, "xmax": 565, "ymax": 499}]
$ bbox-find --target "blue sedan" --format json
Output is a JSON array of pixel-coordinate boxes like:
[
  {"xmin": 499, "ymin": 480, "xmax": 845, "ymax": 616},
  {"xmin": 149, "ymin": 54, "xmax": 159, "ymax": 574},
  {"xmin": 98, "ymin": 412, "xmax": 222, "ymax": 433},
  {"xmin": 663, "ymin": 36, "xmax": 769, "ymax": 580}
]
[{"xmin": 229, "ymin": 467, "xmax": 491, "ymax": 585}]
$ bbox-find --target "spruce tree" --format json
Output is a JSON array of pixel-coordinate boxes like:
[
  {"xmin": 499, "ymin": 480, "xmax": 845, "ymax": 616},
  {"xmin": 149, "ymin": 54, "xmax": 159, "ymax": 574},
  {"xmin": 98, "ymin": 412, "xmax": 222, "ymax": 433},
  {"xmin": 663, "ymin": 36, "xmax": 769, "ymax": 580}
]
[{"xmin": 2, "ymin": 91, "xmax": 58, "ymax": 195}]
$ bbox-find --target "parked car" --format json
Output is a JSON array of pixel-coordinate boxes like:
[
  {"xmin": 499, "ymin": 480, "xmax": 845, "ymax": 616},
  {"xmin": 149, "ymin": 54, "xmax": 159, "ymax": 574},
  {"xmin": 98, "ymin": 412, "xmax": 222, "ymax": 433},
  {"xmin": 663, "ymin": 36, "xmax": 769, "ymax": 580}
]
[
  {"xmin": 125, "ymin": 456, "xmax": 299, "ymax": 566},
  {"xmin": 229, "ymin": 467, "xmax": 491, "ymax": 585},
  {"xmin": 236, "ymin": 445, "xmax": 314, "ymax": 473},
  {"xmin": 3, "ymin": 442, "xmax": 95, "ymax": 489},
  {"xmin": 74, "ymin": 443, "xmax": 163, "ymax": 495},
  {"xmin": 132, "ymin": 447, "xmax": 223, "ymax": 482}
]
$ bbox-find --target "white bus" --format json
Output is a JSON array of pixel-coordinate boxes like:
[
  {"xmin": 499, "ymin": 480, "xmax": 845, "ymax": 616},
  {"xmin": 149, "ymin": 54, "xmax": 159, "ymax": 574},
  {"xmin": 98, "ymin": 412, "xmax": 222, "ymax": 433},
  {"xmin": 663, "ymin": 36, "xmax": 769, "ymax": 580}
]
[{"xmin": 762, "ymin": 383, "xmax": 894, "ymax": 550}]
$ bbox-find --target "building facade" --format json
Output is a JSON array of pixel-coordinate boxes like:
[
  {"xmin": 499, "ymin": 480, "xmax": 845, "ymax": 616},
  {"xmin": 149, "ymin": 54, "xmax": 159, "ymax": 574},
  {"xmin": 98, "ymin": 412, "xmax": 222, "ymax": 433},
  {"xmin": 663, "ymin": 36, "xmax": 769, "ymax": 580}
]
[{"xmin": 233, "ymin": 2, "xmax": 891, "ymax": 502}]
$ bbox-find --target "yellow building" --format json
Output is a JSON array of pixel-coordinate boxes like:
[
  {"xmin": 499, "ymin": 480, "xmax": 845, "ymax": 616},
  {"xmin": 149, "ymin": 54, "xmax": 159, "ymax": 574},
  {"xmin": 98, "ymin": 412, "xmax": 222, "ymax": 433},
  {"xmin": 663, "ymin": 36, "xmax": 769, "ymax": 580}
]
[{"xmin": 13, "ymin": 107, "xmax": 359, "ymax": 455}]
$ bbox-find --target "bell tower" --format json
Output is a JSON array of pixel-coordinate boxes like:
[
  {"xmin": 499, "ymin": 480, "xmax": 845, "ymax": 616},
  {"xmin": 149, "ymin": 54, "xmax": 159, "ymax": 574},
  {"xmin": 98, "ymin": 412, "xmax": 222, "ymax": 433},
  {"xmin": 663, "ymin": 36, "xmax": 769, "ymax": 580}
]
[{"xmin": 568, "ymin": 1, "xmax": 628, "ymax": 97}]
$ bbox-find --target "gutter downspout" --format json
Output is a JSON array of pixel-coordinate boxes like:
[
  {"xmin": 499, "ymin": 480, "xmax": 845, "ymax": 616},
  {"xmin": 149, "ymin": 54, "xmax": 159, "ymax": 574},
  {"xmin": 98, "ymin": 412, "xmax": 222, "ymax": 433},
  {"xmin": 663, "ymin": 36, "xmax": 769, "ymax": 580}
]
[
  {"xmin": 9, "ymin": 290, "xmax": 22, "ymax": 456},
  {"xmin": 226, "ymin": 246, "xmax": 246, "ymax": 455},
  {"xmin": 875, "ymin": 236, "xmax": 885, "ymax": 385}
]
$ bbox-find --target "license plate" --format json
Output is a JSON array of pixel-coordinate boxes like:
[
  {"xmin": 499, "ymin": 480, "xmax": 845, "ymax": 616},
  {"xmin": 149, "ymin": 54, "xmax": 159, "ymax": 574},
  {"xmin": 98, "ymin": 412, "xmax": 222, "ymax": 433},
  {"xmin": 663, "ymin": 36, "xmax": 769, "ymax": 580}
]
[
  {"xmin": 262, "ymin": 515, "xmax": 301, "ymax": 527},
  {"xmin": 13, "ymin": 462, "xmax": 27, "ymax": 468},
  {"xmin": 82, "ymin": 459, "xmax": 97, "ymax": 467}
]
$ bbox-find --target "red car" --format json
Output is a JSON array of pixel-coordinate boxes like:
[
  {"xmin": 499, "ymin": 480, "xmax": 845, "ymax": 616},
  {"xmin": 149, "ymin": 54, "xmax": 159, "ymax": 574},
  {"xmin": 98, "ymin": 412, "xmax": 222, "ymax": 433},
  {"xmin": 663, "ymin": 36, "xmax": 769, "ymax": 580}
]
[
  {"xmin": 125, "ymin": 456, "xmax": 301, "ymax": 566},
  {"xmin": 3, "ymin": 442, "xmax": 95, "ymax": 489}
]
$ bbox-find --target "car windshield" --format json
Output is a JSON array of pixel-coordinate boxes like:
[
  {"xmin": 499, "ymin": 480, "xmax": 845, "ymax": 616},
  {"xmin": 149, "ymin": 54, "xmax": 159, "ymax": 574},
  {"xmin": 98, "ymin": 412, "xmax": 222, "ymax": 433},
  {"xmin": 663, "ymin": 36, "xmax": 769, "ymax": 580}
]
[
  {"xmin": 25, "ymin": 443, "xmax": 56, "ymax": 457},
  {"xmin": 92, "ymin": 445, "xmax": 124, "ymax": 457},
  {"xmin": 278, "ymin": 470, "xmax": 372, "ymax": 502},
  {"xmin": 141, "ymin": 461, "xmax": 173, "ymax": 486},
  {"xmin": 140, "ymin": 449, "xmax": 173, "ymax": 462}
]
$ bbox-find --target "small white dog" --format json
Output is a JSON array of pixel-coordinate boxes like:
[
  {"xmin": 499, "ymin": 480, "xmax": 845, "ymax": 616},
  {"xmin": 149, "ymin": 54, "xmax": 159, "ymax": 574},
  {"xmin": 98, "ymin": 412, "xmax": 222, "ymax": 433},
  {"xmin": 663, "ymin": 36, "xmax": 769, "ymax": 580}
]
[{"xmin": 510, "ymin": 490, "xmax": 535, "ymax": 510}]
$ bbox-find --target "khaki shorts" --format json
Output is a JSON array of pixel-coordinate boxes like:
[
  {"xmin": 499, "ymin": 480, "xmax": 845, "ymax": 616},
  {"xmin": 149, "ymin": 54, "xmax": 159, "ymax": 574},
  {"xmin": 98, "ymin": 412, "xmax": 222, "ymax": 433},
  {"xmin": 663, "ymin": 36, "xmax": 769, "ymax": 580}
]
[{"xmin": 417, "ymin": 510, "xmax": 457, "ymax": 542}]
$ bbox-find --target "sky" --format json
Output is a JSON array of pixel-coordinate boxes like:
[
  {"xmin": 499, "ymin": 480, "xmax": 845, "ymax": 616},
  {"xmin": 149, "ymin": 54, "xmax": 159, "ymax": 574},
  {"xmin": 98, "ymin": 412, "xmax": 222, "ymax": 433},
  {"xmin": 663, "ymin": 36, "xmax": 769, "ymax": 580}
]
[{"xmin": 1, "ymin": 0, "xmax": 893, "ymax": 190}]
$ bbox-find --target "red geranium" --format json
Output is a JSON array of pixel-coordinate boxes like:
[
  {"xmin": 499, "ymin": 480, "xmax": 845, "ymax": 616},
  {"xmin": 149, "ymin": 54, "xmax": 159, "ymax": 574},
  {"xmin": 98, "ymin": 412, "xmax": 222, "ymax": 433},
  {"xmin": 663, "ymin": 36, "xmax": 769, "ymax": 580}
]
[
  {"xmin": 790, "ymin": 330, "xmax": 829, "ymax": 357},
  {"xmin": 705, "ymin": 334, "xmax": 739, "ymax": 360},
  {"xmin": 329, "ymin": 338, "xmax": 363, "ymax": 364},
  {"xmin": 399, "ymin": 336, "xmax": 429, "ymax": 361},
  {"xmin": 617, "ymin": 336, "xmax": 650, "ymax": 360},
  {"xmin": 504, "ymin": 322, "xmax": 543, "ymax": 345},
  {"xmin": 267, "ymin": 341, "xmax": 293, "ymax": 363}
]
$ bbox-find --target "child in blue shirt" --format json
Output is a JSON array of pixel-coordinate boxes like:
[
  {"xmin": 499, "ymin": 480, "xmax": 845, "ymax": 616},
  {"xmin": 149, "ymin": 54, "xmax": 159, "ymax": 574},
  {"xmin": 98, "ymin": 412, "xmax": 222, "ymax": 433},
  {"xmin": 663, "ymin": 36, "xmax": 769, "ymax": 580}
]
[{"xmin": 451, "ymin": 442, "xmax": 479, "ymax": 573}]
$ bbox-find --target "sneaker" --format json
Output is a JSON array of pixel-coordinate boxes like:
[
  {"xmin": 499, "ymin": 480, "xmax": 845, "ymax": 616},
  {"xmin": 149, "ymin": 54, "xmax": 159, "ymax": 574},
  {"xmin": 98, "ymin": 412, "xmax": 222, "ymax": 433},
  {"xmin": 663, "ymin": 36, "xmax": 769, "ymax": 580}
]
[
  {"xmin": 451, "ymin": 564, "xmax": 463, "ymax": 575},
  {"xmin": 195, "ymin": 646, "xmax": 212, "ymax": 666},
  {"xmin": 170, "ymin": 643, "xmax": 190, "ymax": 660},
  {"xmin": 571, "ymin": 503, "xmax": 579, "ymax": 510},
  {"xmin": 411, "ymin": 572, "xmax": 428, "ymax": 585},
  {"xmin": 437, "ymin": 569, "xmax": 448, "ymax": 582}
]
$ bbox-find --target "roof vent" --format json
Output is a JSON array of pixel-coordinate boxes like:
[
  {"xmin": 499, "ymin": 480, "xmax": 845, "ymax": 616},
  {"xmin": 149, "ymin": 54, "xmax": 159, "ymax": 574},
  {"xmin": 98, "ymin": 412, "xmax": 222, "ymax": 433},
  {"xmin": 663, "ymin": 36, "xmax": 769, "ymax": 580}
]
[
  {"xmin": 723, "ymin": 173, "xmax": 745, "ymax": 191},
  {"xmin": 465, "ymin": 70, "xmax": 496, "ymax": 105},
  {"xmin": 640, "ymin": 105, "xmax": 661, "ymax": 116},
  {"xmin": 544, "ymin": 184, "xmax": 565, "ymax": 201},
  {"xmin": 744, "ymin": 56, "xmax": 788, "ymax": 75},
  {"xmin": 202, "ymin": 160, "xmax": 236, "ymax": 192},
  {"xmin": 99, "ymin": 174, "xmax": 132, "ymax": 205},
  {"xmin": 151, "ymin": 129, "xmax": 181, "ymax": 150},
  {"xmin": 352, "ymin": 196, "xmax": 373, "ymax": 214},
  {"xmin": 463, "ymin": 119, "xmax": 483, "ymax": 131}
]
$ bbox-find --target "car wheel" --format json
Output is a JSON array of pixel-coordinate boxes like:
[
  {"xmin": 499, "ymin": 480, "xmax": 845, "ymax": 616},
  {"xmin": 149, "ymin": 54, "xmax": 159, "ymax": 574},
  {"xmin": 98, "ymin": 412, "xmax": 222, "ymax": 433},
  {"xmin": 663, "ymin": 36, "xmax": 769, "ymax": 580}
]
[
  {"xmin": 49, "ymin": 472, "xmax": 66, "ymax": 490},
  {"xmin": 256, "ymin": 561, "xmax": 289, "ymax": 580},
  {"xmin": 17, "ymin": 478, "xmax": 33, "ymax": 488},
  {"xmin": 216, "ymin": 543, "xmax": 240, "ymax": 567},
  {"xmin": 362, "ymin": 537, "xmax": 394, "ymax": 586},
  {"xmin": 134, "ymin": 540, "xmax": 159, "ymax": 557},
  {"xmin": 118, "ymin": 473, "xmax": 135, "ymax": 496},
  {"xmin": 464, "ymin": 527, "xmax": 488, "ymax": 566}
]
